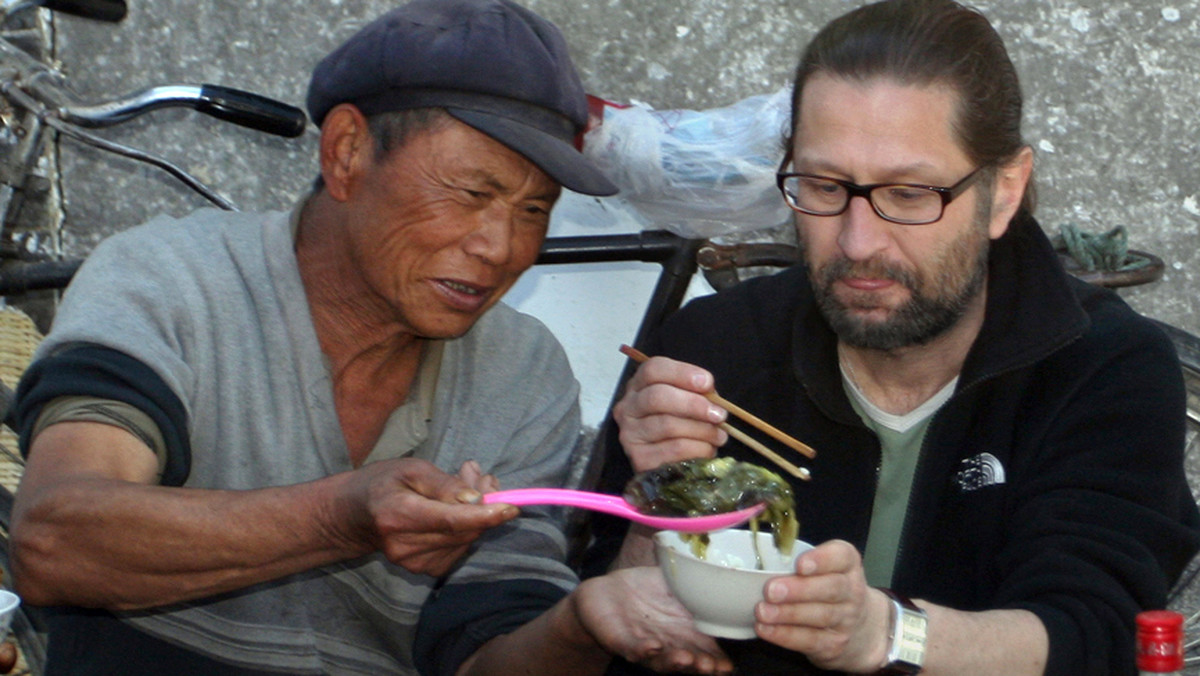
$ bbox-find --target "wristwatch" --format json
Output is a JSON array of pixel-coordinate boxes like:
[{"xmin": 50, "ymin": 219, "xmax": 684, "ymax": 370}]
[{"xmin": 876, "ymin": 588, "xmax": 927, "ymax": 674}]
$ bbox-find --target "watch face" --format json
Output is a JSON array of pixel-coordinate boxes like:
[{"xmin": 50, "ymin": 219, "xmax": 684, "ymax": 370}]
[{"xmin": 897, "ymin": 612, "xmax": 928, "ymax": 660}]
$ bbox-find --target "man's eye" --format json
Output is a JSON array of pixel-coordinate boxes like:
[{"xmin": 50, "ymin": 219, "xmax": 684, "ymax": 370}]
[{"xmin": 886, "ymin": 187, "xmax": 932, "ymax": 202}]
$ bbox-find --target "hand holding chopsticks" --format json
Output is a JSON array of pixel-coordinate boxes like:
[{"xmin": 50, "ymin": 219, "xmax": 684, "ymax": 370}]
[{"xmin": 619, "ymin": 344, "xmax": 814, "ymax": 480}]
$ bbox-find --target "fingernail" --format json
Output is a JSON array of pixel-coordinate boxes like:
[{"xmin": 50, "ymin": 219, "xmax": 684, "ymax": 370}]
[
  {"xmin": 457, "ymin": 489, "xmax": 482, "ymax": 504},
  {"xmin": 707, "ymin": 405, "xmax": 726, "ymax": 423},
  {"xmin": 766, "ymin": 582, "xmax": 786, "ymax": 602},
  {"xmin": 758, "ymin": 602, "xmax": 778, "ymax": 620},
  {"xmin": 692, "ymin": 373, "xmax": 712, "ymax": 391}
]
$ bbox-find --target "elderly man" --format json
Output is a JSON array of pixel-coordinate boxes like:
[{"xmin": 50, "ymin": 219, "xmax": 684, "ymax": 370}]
[
  {"xmin": 578, "ymin": 0, "xmax": 1200, "ymax": 675},
  {"xmin": 7, "ymin": 1, "xmax": 618, "ymax": 674}
]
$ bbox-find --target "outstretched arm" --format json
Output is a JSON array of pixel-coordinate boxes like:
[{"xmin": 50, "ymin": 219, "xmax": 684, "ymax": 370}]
[{"xmin": 10, "ymin": 421, "xmax": 517, "ymax": 610}]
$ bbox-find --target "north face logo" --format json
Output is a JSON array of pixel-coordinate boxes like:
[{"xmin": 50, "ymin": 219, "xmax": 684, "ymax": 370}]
[{"xmin": 954, "ymin": 452, "xmax": 1007, "ymax": 491}]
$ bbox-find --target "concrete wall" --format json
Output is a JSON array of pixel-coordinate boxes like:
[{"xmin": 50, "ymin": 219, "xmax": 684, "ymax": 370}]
[{"xmin": 47, "ymin": 0, "xmax": 1200, "ymax": 423}]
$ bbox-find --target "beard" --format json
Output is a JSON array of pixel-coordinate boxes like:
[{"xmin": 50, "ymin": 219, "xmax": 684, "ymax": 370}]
[{"xmin": 804, "ymin": 206, "xmax": 992, "ymax": 351}]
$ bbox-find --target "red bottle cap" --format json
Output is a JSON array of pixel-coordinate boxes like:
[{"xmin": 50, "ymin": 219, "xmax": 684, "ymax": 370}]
[{"xmin": 1137, "ymin": 610, "xmax": 1185, "ymax": 672}]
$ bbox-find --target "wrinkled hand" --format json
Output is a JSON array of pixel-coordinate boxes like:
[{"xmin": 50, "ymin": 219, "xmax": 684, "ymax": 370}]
[
  {"xmin": 341, "ymin": 458, "xmax": 517, "ymax": 576},
  {"xmin": 573, "ymin": 566, "xmax": 732, "ymax": 675},
  {"xmin": 613, "ymin": 356, "xmax": 729, "ymax": 472},
  {"xmin": 754, "ymin": 540, "xmax": 890, "ymax": 672}
]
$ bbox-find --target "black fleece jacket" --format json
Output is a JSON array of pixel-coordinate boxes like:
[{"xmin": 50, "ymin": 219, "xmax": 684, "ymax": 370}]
[{"xmin": 586, "ymin": 212, "xmax": 1200, "ymax": 675}]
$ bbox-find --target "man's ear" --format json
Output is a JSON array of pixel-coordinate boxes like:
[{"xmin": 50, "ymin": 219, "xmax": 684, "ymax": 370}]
[
  {"xmin": 987, "ymin": 145, "xmax": 1034, "ymax": 239},
  {"xmin": 318, "ymin": 103, "xmax": 373, "ymax": 202}
]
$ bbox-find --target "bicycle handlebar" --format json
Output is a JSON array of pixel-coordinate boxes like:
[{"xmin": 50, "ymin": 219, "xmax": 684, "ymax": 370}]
[
  {"xmin": 1, "ymin": 36, "xmax": 307, "ymax": 140},
  {"xmin": 38, "ymin": 0, "xmax": 126, "ymax": 22},
  {"xmin": 536, "ymin": 230, "xmax": 689, "ymax": 265},
  {"xmin": 0, "ymin": 258, "xmax": 81, "ymax": 294},
  {"xmin": 195, "ymin": 85, "xmax": 308, "ymax": 138},
  {"xmin": 59, "ymin": 84, "xmax": 308, "ymax": 138}
]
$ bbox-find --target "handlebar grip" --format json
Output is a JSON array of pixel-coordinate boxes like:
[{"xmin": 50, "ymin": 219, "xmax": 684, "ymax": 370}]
[
  {"xmin": 0, "ymin": 258, "xmax": 82, "ymax": 295},
  {"xmin": 39, "ymin": 0, "xmax": 127, "ymax": 22},
  {"xmin": 196, "ymin": 85, "xmax": 309, "ymax": 138}
]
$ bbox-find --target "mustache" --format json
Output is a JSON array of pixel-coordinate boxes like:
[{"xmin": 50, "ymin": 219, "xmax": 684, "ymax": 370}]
[{"xmin": 817, "ymin": 256, "xmax": 919, "ymax": 289}]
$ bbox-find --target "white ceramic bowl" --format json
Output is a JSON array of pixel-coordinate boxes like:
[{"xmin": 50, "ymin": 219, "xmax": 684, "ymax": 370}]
[
  {"xmin": 655, "ymin": 529, "xmax": 812, "ymax": 639},
  {"xmin": 0, "ymin": 589, "xmax": 19, "ymax": 638}
]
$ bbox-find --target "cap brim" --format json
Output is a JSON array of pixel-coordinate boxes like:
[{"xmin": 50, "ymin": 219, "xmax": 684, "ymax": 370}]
[{"xmin": 448, "ymin": 108, "xmax": 618, "ymax": 197}]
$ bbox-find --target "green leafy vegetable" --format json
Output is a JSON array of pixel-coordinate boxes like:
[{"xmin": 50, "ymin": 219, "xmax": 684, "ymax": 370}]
[{"xmin": 624, "ymin": 457, "xmax": 799, "ymax": 565}]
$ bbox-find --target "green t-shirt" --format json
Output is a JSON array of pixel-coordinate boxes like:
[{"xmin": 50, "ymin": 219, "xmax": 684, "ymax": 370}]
[{"xmin": 841, "ymin": 370, "xmax": 957, "ymax": 587}]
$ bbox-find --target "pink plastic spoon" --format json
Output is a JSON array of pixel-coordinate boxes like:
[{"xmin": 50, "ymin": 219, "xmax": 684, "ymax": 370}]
[{"xmin": 481, "ymin": 488, "xmax": 765, "ymax": 533}]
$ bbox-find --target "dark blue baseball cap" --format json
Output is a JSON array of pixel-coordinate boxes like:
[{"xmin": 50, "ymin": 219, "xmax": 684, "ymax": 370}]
[{"xmin": 306, "ymin": 0, "xmax": 617, "ymax": 196}]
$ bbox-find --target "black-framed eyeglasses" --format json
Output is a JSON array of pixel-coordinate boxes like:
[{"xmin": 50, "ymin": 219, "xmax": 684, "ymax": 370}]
[{"xmin": 776, "ymin": 156, "xmax": 989, "ymax": 225}]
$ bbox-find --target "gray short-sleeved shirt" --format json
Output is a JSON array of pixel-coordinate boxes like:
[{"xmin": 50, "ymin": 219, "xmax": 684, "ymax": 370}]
[{"xmin": 32, "ymin": 203, "xmax": 584, "ymax": 674}]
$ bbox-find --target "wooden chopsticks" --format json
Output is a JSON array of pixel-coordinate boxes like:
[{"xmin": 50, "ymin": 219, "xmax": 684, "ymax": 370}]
[{"xmin": 619, "ymin": 344, "xmax": 814, "ymax": 480}]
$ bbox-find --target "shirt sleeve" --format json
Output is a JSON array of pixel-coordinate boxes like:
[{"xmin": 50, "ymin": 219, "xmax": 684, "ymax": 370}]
[
  {"xmin": 14, "ymin": 344, "xmax": 192, "ymax": 486},
  {"xmin": 411, "ymin": 579, "xmax": 569, "ymax": 676},
  {"xmin": 33, "ymin": 395, "xmax": 169, "ymax": 481}
]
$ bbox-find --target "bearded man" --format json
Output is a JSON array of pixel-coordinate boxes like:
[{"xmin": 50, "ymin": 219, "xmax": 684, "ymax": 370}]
[{"xmin": 581, "ymin": 1, "xmax": 1200, "ymax": 674}]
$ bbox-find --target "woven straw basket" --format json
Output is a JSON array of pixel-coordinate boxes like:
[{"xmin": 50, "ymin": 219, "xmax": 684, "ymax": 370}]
[{"xmin": 0, "ymin": 307, "xmax": 43, "ymax": 495}]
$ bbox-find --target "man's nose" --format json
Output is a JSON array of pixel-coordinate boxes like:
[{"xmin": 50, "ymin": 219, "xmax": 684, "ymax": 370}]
[
  {"xmin": 836, "ymin": 194, "xmax": 892, "ymax": 261},
  {"xmin": 462, "ymin": 206, "xmax": 514, "ymax": 265}
]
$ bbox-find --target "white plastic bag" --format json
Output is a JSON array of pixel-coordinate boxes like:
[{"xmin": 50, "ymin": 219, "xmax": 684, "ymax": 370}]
[{"xmin": 582, "ymin": 87, "xmax": 793, "ymax": 238}]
